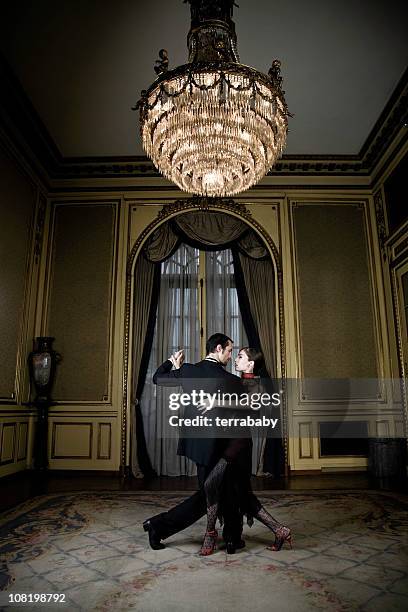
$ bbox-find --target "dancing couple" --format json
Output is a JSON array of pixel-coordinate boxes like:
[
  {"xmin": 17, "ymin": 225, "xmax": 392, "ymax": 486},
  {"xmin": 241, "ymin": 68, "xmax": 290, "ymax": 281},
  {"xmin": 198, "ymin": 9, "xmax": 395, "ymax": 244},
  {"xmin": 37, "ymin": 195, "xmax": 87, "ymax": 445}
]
[{"xmin": 143, "ymin": 333, "xmax": 292, "ymax": 555}]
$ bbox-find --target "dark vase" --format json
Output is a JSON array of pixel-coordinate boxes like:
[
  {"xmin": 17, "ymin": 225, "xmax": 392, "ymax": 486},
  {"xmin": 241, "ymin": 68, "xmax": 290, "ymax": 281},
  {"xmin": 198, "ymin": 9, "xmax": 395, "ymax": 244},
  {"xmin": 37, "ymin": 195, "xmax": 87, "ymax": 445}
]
[
  {"xmin": 28, "ymin": 337, "xmax": 59, "ymax": 402},
  {"xmin": 28, "ymin": 337, "xmax": 61, "ymax": 470}
]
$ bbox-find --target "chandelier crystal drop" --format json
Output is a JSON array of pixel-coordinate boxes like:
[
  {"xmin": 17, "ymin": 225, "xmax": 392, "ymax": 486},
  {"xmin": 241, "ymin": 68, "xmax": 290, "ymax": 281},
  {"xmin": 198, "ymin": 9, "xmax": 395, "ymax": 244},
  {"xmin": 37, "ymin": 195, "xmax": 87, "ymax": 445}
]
[{"xmin": 136, "ymin": 0, "xmax": 290, "ymax": 197}]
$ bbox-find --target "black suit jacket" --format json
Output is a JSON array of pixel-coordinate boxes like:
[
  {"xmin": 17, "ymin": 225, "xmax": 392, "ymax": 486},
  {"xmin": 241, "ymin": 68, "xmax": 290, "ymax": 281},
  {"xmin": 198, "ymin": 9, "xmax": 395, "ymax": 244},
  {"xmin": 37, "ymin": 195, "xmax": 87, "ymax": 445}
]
[{"xmin": 153, "ymin": 359, "xmax": 242, "ymax": 466}]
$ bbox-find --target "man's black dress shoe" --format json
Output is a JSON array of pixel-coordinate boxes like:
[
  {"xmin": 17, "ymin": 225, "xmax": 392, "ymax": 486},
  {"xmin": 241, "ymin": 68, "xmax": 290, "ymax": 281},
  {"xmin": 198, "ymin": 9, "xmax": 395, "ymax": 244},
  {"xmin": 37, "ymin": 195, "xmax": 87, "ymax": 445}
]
[
  {"xmin": 226, "ymin": 539, "xmax": 246, "ymax": 554},
  {"xmin": 143, "ymin": 520, "xmax": 165, "ymax": 550}
]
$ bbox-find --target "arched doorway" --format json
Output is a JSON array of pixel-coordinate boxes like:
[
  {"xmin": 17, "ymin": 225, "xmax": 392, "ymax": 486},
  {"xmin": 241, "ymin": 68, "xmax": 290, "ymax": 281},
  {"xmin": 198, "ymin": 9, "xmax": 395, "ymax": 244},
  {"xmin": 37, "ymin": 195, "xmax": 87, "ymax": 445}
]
[{"xmin": 122, "ymin": 198, "xmax": 286, "ymax": 477}]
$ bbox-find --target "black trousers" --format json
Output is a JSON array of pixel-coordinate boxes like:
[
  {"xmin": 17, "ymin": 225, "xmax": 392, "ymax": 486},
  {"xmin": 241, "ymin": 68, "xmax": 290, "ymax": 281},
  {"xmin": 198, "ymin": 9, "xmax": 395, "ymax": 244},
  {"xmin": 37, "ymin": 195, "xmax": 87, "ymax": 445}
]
[{"xmin": 149, "ymin": 463, "xmax": 244, "ymax": 543}]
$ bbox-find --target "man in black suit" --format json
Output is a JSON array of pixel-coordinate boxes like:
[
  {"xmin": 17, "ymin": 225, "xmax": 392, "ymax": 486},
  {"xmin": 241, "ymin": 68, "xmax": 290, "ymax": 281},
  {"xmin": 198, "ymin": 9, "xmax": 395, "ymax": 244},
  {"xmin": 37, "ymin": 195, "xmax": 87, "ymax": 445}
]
[{"xmin": 143, "ymin": 333, "xmax": 244, "ymax": 551}]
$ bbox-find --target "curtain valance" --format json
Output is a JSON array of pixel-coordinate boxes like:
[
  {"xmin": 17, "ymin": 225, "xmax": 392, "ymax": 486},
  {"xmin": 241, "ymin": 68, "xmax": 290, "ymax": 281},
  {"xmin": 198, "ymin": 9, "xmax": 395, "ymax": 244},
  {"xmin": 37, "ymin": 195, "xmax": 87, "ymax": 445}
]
[{"xmin": 143, "ymin": 210, "xmax": 268, "ymax": 262}]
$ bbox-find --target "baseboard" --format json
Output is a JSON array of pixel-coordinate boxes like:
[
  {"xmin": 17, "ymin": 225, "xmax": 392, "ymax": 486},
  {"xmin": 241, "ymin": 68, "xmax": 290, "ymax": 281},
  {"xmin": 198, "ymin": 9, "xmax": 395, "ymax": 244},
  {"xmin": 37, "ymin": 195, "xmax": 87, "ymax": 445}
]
[
  {"xmin": 288, "ymin": 469, "xmax": 322, "ymax": 475},
  {"xmin": 289, "ymin": 467, "xmax": 367, "ymax": 475},
  {"xmin": 43, "ymin": 469, "xmax": 121, "ymax": 478},
  {"xmin": 321, "ymin": 466, "xmax": 367, "ymax": 473}
]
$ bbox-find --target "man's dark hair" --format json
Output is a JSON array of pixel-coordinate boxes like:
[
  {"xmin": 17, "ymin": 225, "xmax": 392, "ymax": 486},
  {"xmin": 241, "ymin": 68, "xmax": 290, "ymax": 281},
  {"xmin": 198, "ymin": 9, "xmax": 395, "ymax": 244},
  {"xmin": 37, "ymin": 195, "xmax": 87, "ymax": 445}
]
[{"xmin": 206, "ymin": 333, "xmax": 233, "ymax": 355}]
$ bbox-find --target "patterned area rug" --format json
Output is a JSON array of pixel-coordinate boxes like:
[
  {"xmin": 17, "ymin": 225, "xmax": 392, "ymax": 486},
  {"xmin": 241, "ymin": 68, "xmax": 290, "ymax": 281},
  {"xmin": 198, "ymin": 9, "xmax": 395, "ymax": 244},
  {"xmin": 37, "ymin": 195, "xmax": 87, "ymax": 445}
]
[{"xmin": 1, "ymin": 490, "xmax": 408, "ymax": 611}]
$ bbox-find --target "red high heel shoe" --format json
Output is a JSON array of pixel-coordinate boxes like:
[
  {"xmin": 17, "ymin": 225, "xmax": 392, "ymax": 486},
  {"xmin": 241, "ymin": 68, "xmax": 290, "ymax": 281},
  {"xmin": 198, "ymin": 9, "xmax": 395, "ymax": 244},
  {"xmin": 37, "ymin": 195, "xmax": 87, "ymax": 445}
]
[
  {"xmin": 268, "ymin": 526, "xmax": 292, "ymax": 551},
  {"xmin": 199, "ymin": 529, "xmax": 218, "ymax": 556}
]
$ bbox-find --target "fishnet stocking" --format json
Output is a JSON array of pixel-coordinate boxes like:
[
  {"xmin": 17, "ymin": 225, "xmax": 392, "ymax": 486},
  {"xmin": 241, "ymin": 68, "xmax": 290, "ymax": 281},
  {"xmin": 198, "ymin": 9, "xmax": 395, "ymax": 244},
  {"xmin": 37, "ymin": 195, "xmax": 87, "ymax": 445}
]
[
  {"xmin": 204, "ymin": 458, "xmax": 228, "ymax": 508},
  {"xmin": 200, "ymin": 458, "xmax": 228, "ymax": 552},
  {"xmin": 255, "ymin": 506, "xmax": 282, "ymax": 534}
]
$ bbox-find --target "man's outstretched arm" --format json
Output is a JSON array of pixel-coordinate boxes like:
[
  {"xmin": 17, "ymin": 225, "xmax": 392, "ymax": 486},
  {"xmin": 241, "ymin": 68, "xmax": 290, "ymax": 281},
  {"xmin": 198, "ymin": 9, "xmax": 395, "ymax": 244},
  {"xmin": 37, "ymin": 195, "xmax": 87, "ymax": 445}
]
[{"xmin": 153, "ymin": 350, "xmax": 185, "ymax": 385}]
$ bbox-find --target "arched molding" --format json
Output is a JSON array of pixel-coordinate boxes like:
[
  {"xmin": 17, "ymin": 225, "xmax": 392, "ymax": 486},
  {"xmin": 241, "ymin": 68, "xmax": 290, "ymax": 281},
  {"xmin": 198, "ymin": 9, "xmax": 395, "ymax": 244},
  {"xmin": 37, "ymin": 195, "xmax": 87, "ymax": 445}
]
[{"xmin": 121, "ymin": 197, "xmax": 287, "ymax": 474}]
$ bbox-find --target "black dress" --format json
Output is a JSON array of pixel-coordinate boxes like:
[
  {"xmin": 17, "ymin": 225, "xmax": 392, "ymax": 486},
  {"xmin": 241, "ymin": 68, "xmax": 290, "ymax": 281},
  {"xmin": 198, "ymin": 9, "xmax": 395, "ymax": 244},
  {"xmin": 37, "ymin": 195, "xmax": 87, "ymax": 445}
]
[{"xmin": 217, "ymin": 376, "xmax": 264, "ymax": 528}]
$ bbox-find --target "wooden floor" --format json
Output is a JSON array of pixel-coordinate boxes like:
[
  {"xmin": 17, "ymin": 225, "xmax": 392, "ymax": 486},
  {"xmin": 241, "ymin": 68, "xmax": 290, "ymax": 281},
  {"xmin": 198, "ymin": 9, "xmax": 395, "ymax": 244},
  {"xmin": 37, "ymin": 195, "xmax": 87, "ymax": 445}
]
[{"xmin": 1, "ymin": 470, "xmax": 407, "ymax": 514}]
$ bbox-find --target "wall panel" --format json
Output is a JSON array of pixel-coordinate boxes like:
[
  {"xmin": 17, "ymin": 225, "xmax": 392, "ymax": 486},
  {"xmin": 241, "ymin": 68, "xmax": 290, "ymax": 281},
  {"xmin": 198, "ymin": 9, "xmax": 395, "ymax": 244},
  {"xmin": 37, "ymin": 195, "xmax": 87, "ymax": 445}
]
[
  {"xmin": 0, "ymin": 417, "xmax": 31, "ymax": 477},
  {"xmin": 52, "ymin": 422, "xmax": 93, "ymax": 458},
  {"xmin": 98, "ymin": 423, "xmax": 112, "ymax": 460},
  {"xmin": 47, "ymin": 203, "xmax": 115, "ymax": 401},
  {"xmin": 293, "ymin": 203, "xmax": 378, "ymax": 399},
  {"xmin": 48, "ymin": 417, "xmax": 117, "ymax": 470},
  {"xmin": 298, "ymin": 422, "xmax": 313, "ymax": 459},
  {"xmin": 0, "ymin": 423, "xmax": 16, "ymax": 464},
  {"xmin": 17, "ymin": 422, "xmax": 28, "ymax": 461}
]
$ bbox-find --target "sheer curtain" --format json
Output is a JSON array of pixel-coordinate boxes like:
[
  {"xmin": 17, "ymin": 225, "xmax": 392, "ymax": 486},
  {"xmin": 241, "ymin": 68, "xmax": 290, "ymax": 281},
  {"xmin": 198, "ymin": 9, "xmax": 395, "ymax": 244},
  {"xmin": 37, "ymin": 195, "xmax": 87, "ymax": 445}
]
[
  {"xmin": 205, "ymin": 249, "xmax": 247, "ymax": 372},
  {"xmin": 141, "ymin": 244, "xmax": 200, "ymax": 476}
]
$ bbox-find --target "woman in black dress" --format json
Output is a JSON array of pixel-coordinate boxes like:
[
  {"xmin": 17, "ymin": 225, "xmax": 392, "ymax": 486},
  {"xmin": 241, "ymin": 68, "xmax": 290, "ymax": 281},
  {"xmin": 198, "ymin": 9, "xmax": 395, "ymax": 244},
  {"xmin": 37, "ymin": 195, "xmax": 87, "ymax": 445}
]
[{"xmin": 199, "ymin": 347, "xmax": 292, "ymax": 556}]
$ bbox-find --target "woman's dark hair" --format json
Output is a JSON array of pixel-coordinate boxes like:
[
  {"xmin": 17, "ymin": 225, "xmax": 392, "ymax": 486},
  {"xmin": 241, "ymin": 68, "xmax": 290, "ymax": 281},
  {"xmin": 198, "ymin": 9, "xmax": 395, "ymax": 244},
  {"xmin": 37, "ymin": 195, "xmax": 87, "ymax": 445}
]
[
  {"xmin": 206, "ymin": 333, "xmax": 232, "ymax": 354},
  {"xmin": 241, "ymin": 347, "xmax": 264, "ymax": 375}
]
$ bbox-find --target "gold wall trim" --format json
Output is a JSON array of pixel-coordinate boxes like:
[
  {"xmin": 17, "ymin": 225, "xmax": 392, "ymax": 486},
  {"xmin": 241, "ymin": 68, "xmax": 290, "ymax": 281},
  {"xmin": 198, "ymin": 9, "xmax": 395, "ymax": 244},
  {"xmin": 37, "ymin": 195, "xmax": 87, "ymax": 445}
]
[
  {"xmin": 394, "ymin": 238, "xmax": 408, "ymax": 259},
  {"xmin": 33, "ymin": 195, "xmax": 47, "ymax": 265},
  {"xmin": 390, "ymin": 261, "xmax": 408, "ymax": 440},
  {"xmin": 389, "ymin": 224, "xmax": 408, "ymax": 263},
  {"xmin": 374, "ymin": 189, "xmax": 388, "ymax": 261},
  {"xmin": 386, "ymin": 219, "xmax": 408, "ymax": 253},
  {"xmin": 122, "ymin": 196, "xmax": 287, "ymax": 472}
]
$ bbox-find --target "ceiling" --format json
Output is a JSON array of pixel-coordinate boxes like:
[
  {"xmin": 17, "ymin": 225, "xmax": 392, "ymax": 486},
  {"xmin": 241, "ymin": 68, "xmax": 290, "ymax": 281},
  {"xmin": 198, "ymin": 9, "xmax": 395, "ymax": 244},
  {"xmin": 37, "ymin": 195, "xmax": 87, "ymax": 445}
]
[{"xmin": 1, "ymin": 0, "xmax": 407, "ymax": 159}]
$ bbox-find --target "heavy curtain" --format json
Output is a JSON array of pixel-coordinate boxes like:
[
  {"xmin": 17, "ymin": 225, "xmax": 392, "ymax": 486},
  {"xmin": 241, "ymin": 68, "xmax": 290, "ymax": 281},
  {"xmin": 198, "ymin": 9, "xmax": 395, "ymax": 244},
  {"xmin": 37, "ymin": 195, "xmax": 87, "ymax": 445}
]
[
  {"xmin": 236, "ymin": 253, "xmax": 276, "ymax": 378},
  {"xmin": 140, "ymin": 244, "xmax": 200, "ymax": 476},
  {"xmin": 130, "ymin": 255, "xmax": 159, "ymax": 477},
  {"xmin": 234, "ymin": 250, "xmax": 285, "ymax": 476}
]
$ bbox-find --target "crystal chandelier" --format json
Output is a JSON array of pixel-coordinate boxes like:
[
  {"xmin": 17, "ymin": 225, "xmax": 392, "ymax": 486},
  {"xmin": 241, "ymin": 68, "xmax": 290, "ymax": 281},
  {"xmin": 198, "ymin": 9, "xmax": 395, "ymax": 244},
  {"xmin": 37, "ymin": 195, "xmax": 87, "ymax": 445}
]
[{"xmin": 136, "ymin": 0, "xmax": 289, "ymax": 197}]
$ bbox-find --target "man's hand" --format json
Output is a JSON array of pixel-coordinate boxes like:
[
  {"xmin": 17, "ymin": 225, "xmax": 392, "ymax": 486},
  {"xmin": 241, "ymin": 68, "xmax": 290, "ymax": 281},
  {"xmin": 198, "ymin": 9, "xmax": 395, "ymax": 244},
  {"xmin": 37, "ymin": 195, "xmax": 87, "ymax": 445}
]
[
  {"xmin": 174, "ymin": 349, "xmax": 184, "ymax": 369},
  {"xmin": 170, "ymin": 349, "xmax": 184, "ymax": 369}
]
